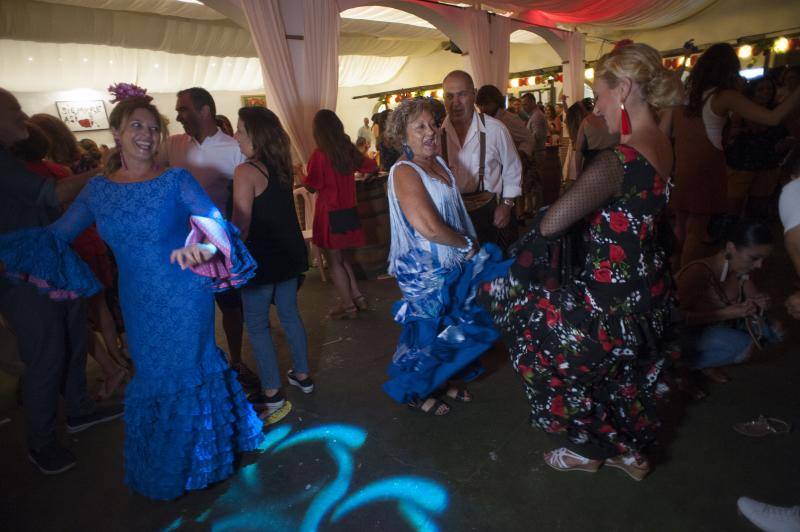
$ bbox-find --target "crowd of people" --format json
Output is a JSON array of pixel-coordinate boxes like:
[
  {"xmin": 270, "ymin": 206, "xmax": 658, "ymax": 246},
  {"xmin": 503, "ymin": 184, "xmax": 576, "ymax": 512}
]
[{"xmin": 1, "ymin": 36, "xmax": 799, "ymax": 529}]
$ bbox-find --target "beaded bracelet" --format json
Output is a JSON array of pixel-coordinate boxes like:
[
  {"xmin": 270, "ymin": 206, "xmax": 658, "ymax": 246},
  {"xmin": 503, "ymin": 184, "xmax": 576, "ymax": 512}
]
[{"xmin": 457, "ymin": 235, "xmax": 474, "ymax": 254}]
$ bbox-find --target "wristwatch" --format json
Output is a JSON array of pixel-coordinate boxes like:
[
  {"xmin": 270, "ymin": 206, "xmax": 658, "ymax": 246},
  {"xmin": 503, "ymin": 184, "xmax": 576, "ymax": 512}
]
[{"xmin": 502, "ymin": 198, "xmax": 516, "ymax": 207}]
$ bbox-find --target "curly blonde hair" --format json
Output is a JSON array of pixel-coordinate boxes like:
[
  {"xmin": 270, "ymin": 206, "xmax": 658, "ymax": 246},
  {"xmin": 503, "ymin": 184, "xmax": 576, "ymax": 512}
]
[
  {"xmin": 595, "ymin": 42, "xmax": 684, "ymax": 109},
  {"xmin": 383, "ymin": 99, "xmax": 434, "ymax": 150}
]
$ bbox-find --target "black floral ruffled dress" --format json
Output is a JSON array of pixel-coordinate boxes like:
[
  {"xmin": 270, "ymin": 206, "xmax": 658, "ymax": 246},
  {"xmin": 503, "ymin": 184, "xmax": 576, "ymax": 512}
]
[{"xmin": 479, "ymin": 145, "xmax": 680, "ymax": 460}]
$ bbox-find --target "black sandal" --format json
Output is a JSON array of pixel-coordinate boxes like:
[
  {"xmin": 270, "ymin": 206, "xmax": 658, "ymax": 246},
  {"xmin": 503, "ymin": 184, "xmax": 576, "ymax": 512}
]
[
  {"xmin": 408, "ymin": 397, "xmax": 450, "ymax": 416},
  {"xmin": 445, "ymin": 387, "xmax": 472, "ymax": 403}
]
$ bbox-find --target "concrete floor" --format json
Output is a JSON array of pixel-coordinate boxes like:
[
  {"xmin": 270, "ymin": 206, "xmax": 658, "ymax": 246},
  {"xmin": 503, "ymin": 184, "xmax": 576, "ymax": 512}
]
[{"xmin": 1, "ymin": 246, "xmax": 799, "ymax": 532}]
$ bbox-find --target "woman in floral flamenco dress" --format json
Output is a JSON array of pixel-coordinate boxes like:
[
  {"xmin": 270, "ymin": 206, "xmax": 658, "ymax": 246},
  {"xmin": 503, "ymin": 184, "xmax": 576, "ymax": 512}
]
[{"xmin": 479, "ymin": 43, "xmax": 683, "ymax": 480}]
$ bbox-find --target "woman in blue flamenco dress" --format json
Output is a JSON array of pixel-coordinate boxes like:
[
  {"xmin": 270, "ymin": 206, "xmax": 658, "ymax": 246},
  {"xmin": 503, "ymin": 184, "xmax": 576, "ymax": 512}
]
[
  {"xmin": 0, "ymin": 93, "xmax": 263, "ymax": 499},
  {"xmin": 380, "ymin": 98, "xmax": 511, "ymax": 415}
]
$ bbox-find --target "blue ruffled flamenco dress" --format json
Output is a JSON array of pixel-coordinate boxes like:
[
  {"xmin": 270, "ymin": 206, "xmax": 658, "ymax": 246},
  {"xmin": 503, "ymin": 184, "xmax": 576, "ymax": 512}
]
[
  {"xmin": 0, "ymin": 168, "xmax": 264, "ymax": 500},
  {"xmin": 382, "ymin": 158, "xmax": 513, "ymax": 404}
]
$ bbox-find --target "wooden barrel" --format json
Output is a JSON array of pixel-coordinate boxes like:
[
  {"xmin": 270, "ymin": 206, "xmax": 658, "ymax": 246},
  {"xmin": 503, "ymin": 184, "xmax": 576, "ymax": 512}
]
[{"xmin": 351, "ymin": 175, "xmax": 391, "ymax": 279}]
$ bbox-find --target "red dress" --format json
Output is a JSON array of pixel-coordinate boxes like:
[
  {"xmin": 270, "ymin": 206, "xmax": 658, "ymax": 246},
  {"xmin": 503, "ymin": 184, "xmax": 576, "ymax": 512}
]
[
  {"xmin": 304, "ymin": 149, "xmax": 377, "ymax": 250},
  {"xmin": 26, "ymin": 161, "xmax": 115, "ymax": 288}
]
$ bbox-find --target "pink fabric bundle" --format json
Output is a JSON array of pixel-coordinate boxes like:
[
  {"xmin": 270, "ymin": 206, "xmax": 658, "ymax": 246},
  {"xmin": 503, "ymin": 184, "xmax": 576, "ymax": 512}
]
[{"xmin": 184, "ymin": 216, "xmax": 256, "ymax": 291}]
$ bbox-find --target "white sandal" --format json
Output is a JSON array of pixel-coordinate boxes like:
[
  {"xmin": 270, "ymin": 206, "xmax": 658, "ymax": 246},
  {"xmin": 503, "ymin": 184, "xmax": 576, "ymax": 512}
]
[{"xmin": 543, "ymin": 447, "xmax": 602, "ymax": 473}]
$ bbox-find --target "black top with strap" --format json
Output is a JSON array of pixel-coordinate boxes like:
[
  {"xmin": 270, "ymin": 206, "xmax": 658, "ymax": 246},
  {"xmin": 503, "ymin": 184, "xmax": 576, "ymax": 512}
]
[{"xmin": 244, "ymin": 161, "xmax": 309, "ymax": 285}]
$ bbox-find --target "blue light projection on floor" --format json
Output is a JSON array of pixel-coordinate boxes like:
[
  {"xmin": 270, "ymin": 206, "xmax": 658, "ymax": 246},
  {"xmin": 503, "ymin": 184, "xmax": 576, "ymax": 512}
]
[{"xmin": 163, "ymin": 423, "xmax": 449, "ymax": 531}]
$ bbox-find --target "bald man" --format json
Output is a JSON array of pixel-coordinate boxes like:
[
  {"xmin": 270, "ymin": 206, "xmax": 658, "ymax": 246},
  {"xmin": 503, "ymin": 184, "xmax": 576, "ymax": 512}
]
[
  {"xmin": 0, "ymin": 88, "xmax": 122, "ymax": 475},
  {"xmin": 440, "ymin": 71, "xmax": 522, "ymax": 249}
]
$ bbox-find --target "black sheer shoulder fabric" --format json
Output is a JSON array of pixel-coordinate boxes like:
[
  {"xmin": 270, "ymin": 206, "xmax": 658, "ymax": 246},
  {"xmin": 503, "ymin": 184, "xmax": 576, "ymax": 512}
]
[{"xmin": 540, "ymin": 148, "xmax": 623, "ymax": 238}]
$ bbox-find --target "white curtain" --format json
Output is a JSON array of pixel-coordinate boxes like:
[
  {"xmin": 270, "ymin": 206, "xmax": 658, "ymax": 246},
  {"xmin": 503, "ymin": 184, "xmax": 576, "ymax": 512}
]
[
  {"xmin": 561, "ymin": 31, "xmax": 585, "ymax": 107},
  {"xmin": 0, "ymin": 39, "xmax": 264, "ymax": 92},
  {"xmin": 302, "ymin": 0, "xmax": 340, "ymax": 118},
  {"xmin": 339, "ymin": 56, "xmax": 408, "ymax": 87},
  {"xmin": 241, "ymin": 0, "xmax": 340, "ymax": 163},
  {"xmin": 464, "ymin": 9, "xmax": 512, "ymax": 92}
]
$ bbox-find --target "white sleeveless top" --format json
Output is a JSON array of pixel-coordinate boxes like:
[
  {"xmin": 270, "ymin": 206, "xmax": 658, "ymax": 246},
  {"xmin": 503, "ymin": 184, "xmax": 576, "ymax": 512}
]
[
  {"xmin": 387, "ymin": 156, "xmax": 476, "ymax": 274},
  {"xmin": 701, "ymin": 88, "xmax": 728, "ymax": 150}
]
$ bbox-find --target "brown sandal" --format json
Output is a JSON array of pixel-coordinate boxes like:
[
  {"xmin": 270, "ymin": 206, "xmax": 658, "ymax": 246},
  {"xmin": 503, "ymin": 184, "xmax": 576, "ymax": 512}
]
[
  {"xmin": 604, "ymin": 454, "xmax": 650, "ymax": 481},
  {"xmin": 408, "ymin": 397, "xmax": 450, "ymax": 416},
  {"xmin": 353, "ymin": 295, "xmax": 369, "ymax": 311},
  {"xmin": 328, "ymin": 304, "xmax": 357, "ymax": 320}
]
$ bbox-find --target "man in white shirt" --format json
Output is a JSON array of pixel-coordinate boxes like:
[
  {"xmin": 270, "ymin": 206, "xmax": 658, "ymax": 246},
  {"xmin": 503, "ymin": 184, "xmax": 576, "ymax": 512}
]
[
  {"xmin": 161, "ymin": 87, "xmax": 257, "ymax": 389},
  {"xmin": 357, "ymin": 117, "xmax": 373, "ymax": 145},
  {"xmin": 440, "ymin": 70, "xmax": 522, "ymax": 248}
]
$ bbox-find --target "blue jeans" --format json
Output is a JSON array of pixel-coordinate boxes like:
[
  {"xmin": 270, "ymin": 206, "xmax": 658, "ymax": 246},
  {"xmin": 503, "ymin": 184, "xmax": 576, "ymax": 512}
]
[
  {"xmin": 241, "ymin": 277, "xmax": 309, "ymax": 390},
  {"xmin": 683, "ymin": 322, "xmax": 782, "ymax": 369},
  {"xmin": 683, "ymin": 326, "xmax": 752, "ymax": 369}
]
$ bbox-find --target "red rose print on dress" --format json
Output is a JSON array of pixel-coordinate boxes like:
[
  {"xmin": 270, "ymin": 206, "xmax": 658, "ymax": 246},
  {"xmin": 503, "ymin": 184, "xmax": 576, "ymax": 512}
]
[
  {"xmin": 549, "ymin": 395, "xmax": 566, "ymax": 417},
  {"xmin": 609, "ymin": 244, "xmax": 626, "ymax": 263},
  {"xmin": 617, "ymin": 144, "xmax": 637, "ymax": 163},
  {"xmin": 594, "ymin": 268, "xmax": 611, "ymax": 283},
  {"xmin": 650, "ymin": 278, "xmax": 664, "ymax": 297},
  {"xmin": 517, "ymin": 250, "xmax": 534, "ymax": 268},
  {"xmin": 653, "ymin": 174, "xmax": 665, "ymax": 196},
  {"xmin": 546, "ymin": 307, "xmax": 562, "ymax": 327},
  {"xmin": 609, "ymin": 212, "xmax": 629, "ymax": 233}
]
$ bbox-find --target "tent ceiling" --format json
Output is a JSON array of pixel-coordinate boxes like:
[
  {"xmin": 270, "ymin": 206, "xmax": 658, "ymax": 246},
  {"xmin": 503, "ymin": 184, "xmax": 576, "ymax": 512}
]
[
  {"xmin": 1, "ymin": 0, "xmax": 446, "ymax": 57},
  {"xmin": 472, "ymin": 1, "xmax": 718, "ymax": 31},
  {"xmin": 36, "ymin": 0, "xmax": 226, "ymax": 20}
]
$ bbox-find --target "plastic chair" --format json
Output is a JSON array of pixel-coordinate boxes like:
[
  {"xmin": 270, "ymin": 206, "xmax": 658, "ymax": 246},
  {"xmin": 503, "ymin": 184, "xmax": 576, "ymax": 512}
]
[{"xmin": 293, "ymin": 187, "xmax": 327, "ymax": 282}]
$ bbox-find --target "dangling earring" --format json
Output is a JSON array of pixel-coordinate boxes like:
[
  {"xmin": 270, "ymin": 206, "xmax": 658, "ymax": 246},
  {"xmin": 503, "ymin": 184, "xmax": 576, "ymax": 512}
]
[
  {"xmin": 114, "ymin": 138, "xmax": 128, "ymax": 170},
  {"xmin": 720, "ymin": 252, "xmax": 731, "ymax": 282},
  {"xmin": 402, "ymin": 142, "xmax": 414, "ymax": 161},
  {"xmin": 620, "ymin": 102, "xmax": 632, "ymax": 135}
]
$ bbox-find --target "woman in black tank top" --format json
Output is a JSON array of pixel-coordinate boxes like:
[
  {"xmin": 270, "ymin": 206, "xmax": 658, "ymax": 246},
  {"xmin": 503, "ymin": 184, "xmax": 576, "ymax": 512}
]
[{"xmin": 231, "ymin": 107, "xmax": 313, "ymax": 421}]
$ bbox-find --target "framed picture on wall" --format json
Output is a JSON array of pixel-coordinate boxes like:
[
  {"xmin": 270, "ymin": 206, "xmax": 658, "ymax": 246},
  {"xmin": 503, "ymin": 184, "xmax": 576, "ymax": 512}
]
[
  {"xmin": 55, "ymin": 100, "xmax": 110, "ymax": 132},
  {"xmin": 241, "ymin": 94, "xmax": 267, "ymax": 108}
]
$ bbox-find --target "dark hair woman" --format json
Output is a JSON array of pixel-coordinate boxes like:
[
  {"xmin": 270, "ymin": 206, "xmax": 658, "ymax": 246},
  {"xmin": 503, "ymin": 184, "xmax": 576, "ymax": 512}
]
[
  {"xmin": 676, "ymin": 216, "xmax": 782, "ymax": 383},
  {"xmin": 303, "ymin": 109, "xmax": 377, "ymax": 319},
  {"xmin": 231, "ymin": 106, "xmax": 312, "ymax": 419},
  {"xmin": 669, "ymin": 43, "xmax": 800, "ymax": 268}
]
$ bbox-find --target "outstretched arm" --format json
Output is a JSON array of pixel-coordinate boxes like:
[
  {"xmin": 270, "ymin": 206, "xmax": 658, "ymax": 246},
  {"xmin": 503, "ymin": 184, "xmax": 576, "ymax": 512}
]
[
  {"xmin": 715, "ymin": 87, "xmax": 800, "ymax": 126},
  {"xmin": 540, "ymin": 149, "xmax": 623, "ymax": 238}
]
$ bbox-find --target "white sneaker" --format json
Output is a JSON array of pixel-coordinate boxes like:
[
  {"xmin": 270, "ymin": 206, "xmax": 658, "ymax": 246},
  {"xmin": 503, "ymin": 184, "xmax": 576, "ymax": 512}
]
[{"xmin": 738, "ymin": 497, "xmax": 800, "ymax": 532}]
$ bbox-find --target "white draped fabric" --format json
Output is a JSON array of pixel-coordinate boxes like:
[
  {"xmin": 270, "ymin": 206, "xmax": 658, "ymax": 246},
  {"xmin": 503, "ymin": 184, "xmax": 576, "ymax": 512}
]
[
  {"xmin": 561, "ymin": 31, "xmax": 586, "ymax": 107},
  {"xmin": 0, "ymin": 39, "xmax": 410, "ymax": 93},
  {"xmin": 0, "ymin": 39, "xmax": 264, "ymax": 92},
  {"xmin": 1, "ymin": 0, "xmax": 441, "ymax": 58},
  {"xmin": 241, "ymin": 0, "xmax": 308, "ymax": 162},
  {"xmin": 241, "ymin": 0, "xmax": 340, "ymax": 163},
  {"xmin": 339, "ymin": 56, "xmax": 409, "ymax": 87},
  {"xmin": 302, "ymin": 0, "xmax": 340, "ymax": 137},
  {"xmin": 464, "ymin": 9, "xmax": 511, "ymax": 92}
]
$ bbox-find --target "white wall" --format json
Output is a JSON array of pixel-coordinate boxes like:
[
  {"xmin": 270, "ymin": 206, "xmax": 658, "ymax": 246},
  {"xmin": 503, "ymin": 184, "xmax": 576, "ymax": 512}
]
[{"xmin": 13, "ymin": 88, "xmax": 262, "ymax": 146}]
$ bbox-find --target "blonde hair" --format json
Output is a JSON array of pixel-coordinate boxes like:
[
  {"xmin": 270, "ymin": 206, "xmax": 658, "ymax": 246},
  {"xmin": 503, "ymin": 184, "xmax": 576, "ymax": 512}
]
[
  {"xmin": 105, "ymin": 97, "xmax": 169, "ymax": 174},
  {"xmin": 595, "ymin": 43, "xmax": 684, "ymax": 109},
  {"xmin": 383, "ymin": 99, "xmax": 434, "ymax": 150}
]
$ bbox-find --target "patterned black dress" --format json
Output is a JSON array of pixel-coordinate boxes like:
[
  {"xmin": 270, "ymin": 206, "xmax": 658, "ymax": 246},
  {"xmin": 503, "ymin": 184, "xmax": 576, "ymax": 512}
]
[{"xmin": 479, "ymin": 145, "xmax": 680, "ymax": 460}]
